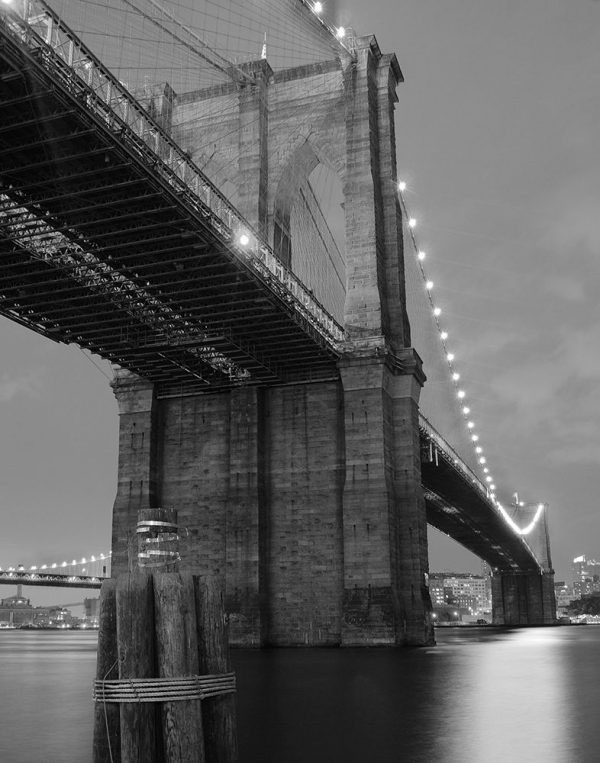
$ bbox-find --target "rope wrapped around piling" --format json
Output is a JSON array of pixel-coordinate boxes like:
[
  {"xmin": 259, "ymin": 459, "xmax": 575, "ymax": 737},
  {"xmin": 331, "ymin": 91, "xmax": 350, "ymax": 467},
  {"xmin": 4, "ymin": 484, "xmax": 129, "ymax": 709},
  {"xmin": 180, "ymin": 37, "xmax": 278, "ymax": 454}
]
[{"xmin": 93, "ymin": 672, "xmax": 236, "ymax": 703}]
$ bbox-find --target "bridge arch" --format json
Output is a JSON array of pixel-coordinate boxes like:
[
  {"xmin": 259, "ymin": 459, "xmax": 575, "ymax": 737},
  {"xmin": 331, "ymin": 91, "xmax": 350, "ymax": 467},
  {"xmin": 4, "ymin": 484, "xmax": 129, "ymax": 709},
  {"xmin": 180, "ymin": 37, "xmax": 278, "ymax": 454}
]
[{"xmin": 272, "ymin": 140, "xmax": 346, "ymax": 322}]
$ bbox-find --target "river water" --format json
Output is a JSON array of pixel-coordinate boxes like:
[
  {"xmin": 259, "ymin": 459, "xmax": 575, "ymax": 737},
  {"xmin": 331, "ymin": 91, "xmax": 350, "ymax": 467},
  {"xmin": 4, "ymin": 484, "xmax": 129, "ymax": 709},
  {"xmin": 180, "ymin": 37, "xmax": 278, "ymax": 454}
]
[{"xmin": 1, "ymin": 626, "xmax": 599, "ymax": 762}]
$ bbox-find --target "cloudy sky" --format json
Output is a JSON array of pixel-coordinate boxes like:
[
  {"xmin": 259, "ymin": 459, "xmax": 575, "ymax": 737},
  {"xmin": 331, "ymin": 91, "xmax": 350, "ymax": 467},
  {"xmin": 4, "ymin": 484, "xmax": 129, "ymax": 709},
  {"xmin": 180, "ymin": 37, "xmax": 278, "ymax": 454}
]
[{"xmin": 1, "ymin": 0, "xmax": 599, "ymax": 606}]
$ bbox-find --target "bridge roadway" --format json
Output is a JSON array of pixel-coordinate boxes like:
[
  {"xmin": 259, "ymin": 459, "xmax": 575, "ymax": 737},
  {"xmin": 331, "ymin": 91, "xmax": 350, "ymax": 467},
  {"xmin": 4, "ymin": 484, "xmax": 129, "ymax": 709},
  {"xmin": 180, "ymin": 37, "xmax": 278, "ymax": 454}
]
[
  {"xmin": 419, "ymin": 417, "xmax": 542, "ymax": 573},
  {"xmin": 0, "ymin": 0, "xmax": 341, "ymax": 395}
]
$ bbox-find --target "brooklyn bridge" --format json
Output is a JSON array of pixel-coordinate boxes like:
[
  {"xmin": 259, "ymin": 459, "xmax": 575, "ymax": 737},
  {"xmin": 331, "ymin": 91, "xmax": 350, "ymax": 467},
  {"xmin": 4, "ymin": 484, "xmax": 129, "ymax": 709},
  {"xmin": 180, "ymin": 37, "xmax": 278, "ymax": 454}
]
[{"xmin": 0, "ymin": 0, "xmax": 555, "ymax": 646}]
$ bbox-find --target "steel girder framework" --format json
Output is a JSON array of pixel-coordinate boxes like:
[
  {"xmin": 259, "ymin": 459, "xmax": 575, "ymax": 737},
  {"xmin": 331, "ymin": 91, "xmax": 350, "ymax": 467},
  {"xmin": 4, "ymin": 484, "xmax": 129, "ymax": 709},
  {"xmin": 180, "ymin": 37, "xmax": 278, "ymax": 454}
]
[{"xmin": 0, "ymin": 3, "xmax": 342, "ymax": 393}]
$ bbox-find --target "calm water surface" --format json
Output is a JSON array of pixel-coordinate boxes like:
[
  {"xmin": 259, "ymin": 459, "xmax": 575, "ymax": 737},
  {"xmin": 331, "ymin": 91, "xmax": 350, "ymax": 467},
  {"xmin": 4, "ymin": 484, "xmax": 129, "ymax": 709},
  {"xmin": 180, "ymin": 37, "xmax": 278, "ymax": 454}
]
[{"xmin": 1, "ymin": 626, "xmax": 599, "ymax": 762}]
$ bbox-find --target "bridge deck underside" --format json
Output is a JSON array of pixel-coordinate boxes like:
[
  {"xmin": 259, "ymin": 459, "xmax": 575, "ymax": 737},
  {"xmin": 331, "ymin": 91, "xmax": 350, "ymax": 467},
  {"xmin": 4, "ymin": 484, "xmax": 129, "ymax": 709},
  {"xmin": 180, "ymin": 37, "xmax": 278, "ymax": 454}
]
[
  {"xmin": 0, "ymin": 29, "xmax": 339, "ymax": 393},
  {"xmin": 421, "ymin": 453, "xmax": 540, "ymax": 572}
]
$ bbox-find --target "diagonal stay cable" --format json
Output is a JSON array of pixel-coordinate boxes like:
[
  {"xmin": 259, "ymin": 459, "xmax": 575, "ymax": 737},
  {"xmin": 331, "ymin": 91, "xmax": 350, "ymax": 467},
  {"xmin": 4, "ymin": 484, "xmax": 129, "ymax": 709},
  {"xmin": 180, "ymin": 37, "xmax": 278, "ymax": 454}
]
[{"xmin": 120, "ymin": 0, "xmax": 254, "ymax": 85}]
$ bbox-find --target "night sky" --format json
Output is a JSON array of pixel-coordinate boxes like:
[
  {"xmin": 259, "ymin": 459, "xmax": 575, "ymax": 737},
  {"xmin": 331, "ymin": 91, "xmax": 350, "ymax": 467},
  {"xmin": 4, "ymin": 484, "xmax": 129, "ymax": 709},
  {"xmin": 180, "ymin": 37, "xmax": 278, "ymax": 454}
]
[{"xmin": 1, "ymin": 0, "xmax": 599, "ymax": 606}]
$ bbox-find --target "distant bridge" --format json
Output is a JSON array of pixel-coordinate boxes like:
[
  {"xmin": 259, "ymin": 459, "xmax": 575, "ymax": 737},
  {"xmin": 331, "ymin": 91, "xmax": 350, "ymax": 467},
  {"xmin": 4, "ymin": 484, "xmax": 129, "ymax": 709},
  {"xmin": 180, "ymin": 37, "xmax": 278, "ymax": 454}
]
[
  {"xmin": 0, "ymin": 553, "xmax": 111, "ymax": 589},
  {"xmin": 0, "ymin": 570, "xmax": 104, "ymax": 589}
]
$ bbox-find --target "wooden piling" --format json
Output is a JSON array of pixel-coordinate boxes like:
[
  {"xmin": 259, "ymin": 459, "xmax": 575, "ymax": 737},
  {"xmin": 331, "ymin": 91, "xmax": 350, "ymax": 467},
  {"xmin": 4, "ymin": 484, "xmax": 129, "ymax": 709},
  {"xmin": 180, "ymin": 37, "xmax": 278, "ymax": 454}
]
[
  {"xmin": 94, "ymin": 538, "xmax": 237, "ymax": 763},
  {"xmin": 154, "ymin": 572, "xmax": 205, "ymax": 762},
  {"xmin": 116, "ymin": 571, "xmax": 158, "ymax": 763},
  {"xmin": 93, "ymin": 578, "xmax": 121, "ymax": 763},
  {"xmin": 195, "ymin": 576, "xmax": 239, "ymax": 763}
]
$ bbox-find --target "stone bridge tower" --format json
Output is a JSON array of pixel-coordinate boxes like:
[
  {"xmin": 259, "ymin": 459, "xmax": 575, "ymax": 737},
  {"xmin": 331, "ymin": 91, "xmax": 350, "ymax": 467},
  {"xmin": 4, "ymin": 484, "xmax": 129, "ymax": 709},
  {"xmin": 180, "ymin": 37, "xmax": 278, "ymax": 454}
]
[
  {"xmin": 492, "ymin": 504, "xmax": 556, "ymax": 625},
  {"xmin": 111, "ymin": 33, "xmax": 434, "ymax": 646}
]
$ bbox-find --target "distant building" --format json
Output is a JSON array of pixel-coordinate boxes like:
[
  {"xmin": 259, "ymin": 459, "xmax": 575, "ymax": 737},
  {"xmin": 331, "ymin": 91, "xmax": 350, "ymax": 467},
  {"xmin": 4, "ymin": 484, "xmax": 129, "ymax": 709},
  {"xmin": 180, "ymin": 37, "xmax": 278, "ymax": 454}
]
[
  {"xmin": 0, "ymin": 585, "xmax": 76, "ymax": 628},
  {"xmin": 0, "ymin": 585, "xmax": 35, "ymax": 627},
  {"xmin": 554, "ymin": 581, "xmax": 573, "ymax": 614},
  {"xmin": 572, "ymin": 555, "xmax": 600, "ymax": 598},
  {"xmin": 429, "ymin": 573, "xmax": 491, "ymax": 616},
  {"xmin": 429, "ymin": 577, "xmax": 446, "ymax": 607},
  {"xmin": 84, "ymin": 597, "xmax": 100, "ymax": 626}
]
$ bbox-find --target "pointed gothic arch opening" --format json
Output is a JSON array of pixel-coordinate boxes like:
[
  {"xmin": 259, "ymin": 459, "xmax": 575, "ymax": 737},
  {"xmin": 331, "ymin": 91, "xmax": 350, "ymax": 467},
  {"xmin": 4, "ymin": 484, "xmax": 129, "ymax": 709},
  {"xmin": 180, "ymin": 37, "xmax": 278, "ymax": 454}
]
[{"xmin": 272, "ymin": 142, "xmax": 346, "ymax": 323}]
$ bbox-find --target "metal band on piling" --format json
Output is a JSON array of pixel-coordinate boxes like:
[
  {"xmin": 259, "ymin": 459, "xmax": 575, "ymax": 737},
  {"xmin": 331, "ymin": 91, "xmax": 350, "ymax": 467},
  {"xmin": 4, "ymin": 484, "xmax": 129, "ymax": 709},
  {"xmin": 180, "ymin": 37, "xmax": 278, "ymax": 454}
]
[
  {"xmin": 137, "ymin": 508, "xmax": 180, "ymax": 569},
  {"xmin": 93, "ymin": 673, "xmax": 236, "ymax": 703}
]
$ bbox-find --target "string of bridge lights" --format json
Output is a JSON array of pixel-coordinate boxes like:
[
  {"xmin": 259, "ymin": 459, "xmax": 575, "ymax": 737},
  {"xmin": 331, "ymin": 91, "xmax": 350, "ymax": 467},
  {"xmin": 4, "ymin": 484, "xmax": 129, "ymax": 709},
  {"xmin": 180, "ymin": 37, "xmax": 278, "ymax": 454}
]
[
  {"xmin": 398, "ymin": 180, "xmax": 547, "ymax": 536},
  {"xmin": 300, "ymin": 0, "xmax": 352, "ymax": 46},
  {"xmin": 397, "ymin": 181, "xmax": 495, "ymax": 494},
  {"xmin": 0, "ymin": 552, "xmax": 112, "ymax": 573}
]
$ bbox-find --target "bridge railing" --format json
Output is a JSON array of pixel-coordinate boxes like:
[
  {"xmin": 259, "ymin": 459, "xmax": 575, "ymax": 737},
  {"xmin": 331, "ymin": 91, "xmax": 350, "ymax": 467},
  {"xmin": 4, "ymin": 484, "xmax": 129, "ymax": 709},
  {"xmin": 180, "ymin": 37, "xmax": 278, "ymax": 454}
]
[
  {"xmin": 0, "ymin": 0, "xmax": 344, "ymax": 351},
  {"xmin": 419, "ymin": 413, "xmax": 491, "ymax": 500}
]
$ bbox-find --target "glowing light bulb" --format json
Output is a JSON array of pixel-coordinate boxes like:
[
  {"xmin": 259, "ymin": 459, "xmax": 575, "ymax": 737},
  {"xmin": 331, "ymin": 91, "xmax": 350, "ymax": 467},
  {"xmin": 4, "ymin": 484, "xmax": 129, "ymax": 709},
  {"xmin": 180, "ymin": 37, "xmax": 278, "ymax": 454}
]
[
  {"xmin": 479, "ymin": 457, "xmax": 486, "ymax": 464},
  {"xmin": 426, "ymin": 281, "xmax": 434, "ymax": 290},
  {"xmin": 486, "ymin": 476, "xmax": 492, "ymax": 483},
  {"xmin": 313, "ymin": 1, "xmax": 323, "ymax": 12},
  {"xmin": 238, "ymin": 233, "xmax": 250, "ymax": 247},
  {"xmin": 441, "ymin": 331, "xmax": 448, "ymax": 340},
  {"xmin": 452, "ymin": 372, "xmax": 460, "ymax": 381},
  {"xmin": 457, "ymin": 390, "xmax": 465, "ymax": 399},
  {"xmin": 447, "ymin": 352, "xmax": 454, "ymax": 362},
  {"xmin": 475, "ymin": 446, "xmax": 482, "ymax": 453},
  {"xmin": 433, "ymin": 307, "xmax": 441, "ymax": 317},
  {"xmin": 483, "ymin": 467, "xmax": 489, "ymax": 474},
  {"xmin": 398, "ymin": 181, "xmax": 407, "ymax": 192},
  {"xmin": 467, "ymin": 421, "xmax": 474, "ymax": 428},
  {"xmin": 418, "ymin": 250, "xmax": 426, "ymax": 261},
  {"xmin": 408, "ymin": 218, "xmax": 417, "ymax": 228},
  {"xmin": 471, "ymin": 434, "xmax": 479, "ymax": 442},
  {"xmin": 491, "ymin": 484, "xmax": 496, "ymax": 491},
  {"xmin": 336, "ymin": 26, "xmax": 346, "ymax": 38},
  {"xmin": 462, "ymin": 406, "xmax": 470, "ymax": 415}
]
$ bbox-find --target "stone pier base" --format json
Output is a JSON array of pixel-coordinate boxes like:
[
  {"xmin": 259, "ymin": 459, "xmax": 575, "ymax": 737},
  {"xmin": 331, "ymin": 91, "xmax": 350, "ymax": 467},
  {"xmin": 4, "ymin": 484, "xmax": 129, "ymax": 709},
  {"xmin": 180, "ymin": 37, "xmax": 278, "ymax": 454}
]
[
  {"xmin": 111, "ymin": 355, "xmax": 434, "ymax": 647},
  {"xmin": 492, "ymin": 570, "xmax": 556, "ymax": 626}
]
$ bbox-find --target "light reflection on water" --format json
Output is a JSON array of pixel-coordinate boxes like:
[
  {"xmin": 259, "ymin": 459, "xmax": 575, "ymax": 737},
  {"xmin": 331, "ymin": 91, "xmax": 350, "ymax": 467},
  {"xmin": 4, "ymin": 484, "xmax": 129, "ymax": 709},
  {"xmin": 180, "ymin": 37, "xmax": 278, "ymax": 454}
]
[
  {"xmin": 0, "ymin": 631, "xmax": 97, "ymax": 763},
  {"xmin": 1, "ymin": 627, "xmax": 600, "ymax": 762}
]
